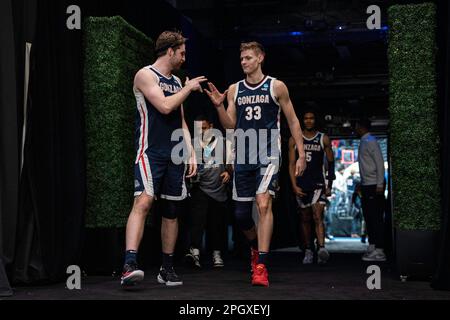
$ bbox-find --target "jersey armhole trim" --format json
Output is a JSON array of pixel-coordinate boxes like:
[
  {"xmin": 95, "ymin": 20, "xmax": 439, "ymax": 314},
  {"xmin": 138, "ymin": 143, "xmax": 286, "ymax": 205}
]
[
  {"xmin": 233, "ymin": 81, "xmax": 240, "ymax": 104},
  {"xmin": 146, "ymin": 66, "xmax": 160, "ymax": 85},
  {"xmin": 173, "ymin": 75, "xmax": 183, "ymax": 88},
  {"xmin": 269, "ymin": 77, "xmax": 281, "ymax": 107}
]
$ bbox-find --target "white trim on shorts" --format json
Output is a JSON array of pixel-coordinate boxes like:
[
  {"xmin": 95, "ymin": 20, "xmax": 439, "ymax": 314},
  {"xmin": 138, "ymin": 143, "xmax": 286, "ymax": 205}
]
[
  {"xmin": 160, "ymin": 164, "xmax": 188, "ymax": 201},
  {"xmin": 232, "ymin": 173, "xmax": 255, "ymax": 202},
  {"xmin": 311, "ymin": 188, "xmax": 322, "ymax": 204},
  {"xmin": 296, "ymin": 189, "xmax": 326, "ymax": 209},
  {"xmin": 256, "ymin": 163, "xmax": 276, "ymax": 194}
]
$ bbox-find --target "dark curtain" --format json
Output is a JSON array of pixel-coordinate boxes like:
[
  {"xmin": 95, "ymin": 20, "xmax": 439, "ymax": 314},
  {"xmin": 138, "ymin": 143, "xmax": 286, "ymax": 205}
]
[
  {"xmin": 0, "ymin": 0, "xmax": 19, "ymax": 293},
  {"xmin": 15, "ymin": 0, "xmax": 85, "ymax": 283},
  {"xmin": 2, "ymin": 0, "xmax": 212, "ymax": 283},
  {"xmin": 432, "ymin": 0, "xmax": 450, "ymax": 290},
  {"xmin": 1, "ymin": 0, "xmax": 38, "ymax": 287}
]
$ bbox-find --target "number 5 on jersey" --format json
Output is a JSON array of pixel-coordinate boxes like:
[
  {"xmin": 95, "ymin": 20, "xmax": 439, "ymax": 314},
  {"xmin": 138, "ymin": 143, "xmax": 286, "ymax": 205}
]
[{"xmin": 306, "ymin": 151, "xmax": 312, "ymax": 162}]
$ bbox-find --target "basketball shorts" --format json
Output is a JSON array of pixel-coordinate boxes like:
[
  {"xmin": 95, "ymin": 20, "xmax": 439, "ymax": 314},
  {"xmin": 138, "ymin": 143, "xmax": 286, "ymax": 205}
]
[
  {"xmin": 232, "ymin": 163, "xmax": 279, "ymax": 202},
  {"xmin": 296, "ymin": 188, "xmax": 327, "ymax": 208},
  {"xmin": 134, "ymin": 152, "xmax": 187, "ymax": 201}
]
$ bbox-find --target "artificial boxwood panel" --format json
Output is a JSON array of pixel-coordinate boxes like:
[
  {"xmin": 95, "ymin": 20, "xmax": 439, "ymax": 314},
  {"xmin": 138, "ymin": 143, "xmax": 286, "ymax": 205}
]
[
  {"xmin": 388, "ymin": 3, "xmax": 440, "ymax": 230},
  {"xmin": 84, "ymin": 16, "xmax": 154, "ymax": 227}
]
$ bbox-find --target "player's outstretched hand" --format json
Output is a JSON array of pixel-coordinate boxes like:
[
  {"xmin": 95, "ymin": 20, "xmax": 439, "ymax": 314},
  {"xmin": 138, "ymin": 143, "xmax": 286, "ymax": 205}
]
[
  {"xmin": 185, "ymin": 76, "xmax": 208, "ymax": 93},
  {"xmin": 205, "ymin": 82, "xmax": 228, "ymax": 107}
]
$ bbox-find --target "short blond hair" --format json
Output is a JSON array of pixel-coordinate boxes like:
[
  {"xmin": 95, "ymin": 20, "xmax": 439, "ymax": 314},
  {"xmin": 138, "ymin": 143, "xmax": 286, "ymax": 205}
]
[
  {"xmin": 155, "ymin": 31, "xmax": 187, "ymax": 57},
  {"xmin": 240, "ymin": 41, "xmax": 265, "ymax": 56}
]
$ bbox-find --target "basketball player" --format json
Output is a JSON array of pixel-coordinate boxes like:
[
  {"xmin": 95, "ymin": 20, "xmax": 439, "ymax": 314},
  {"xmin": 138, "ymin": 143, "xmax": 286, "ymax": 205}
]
[
  {"xmin": 288, "ymin": 110, "xmax": 335, "ymax": 265},
  {"xmin": 205, "ymin": 42, "xmax": 306, "ymax": 287},
  {"xmin": 120, "ymin": 31, "xmax": 207, "ymax": 287}
]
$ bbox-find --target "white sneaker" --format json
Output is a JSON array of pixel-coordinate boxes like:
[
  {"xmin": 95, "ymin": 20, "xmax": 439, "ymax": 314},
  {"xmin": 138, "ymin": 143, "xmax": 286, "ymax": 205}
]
[
  {"xmin": 212, "ymin": 251, "xmax": 224, "ymax": 268},
  {"xmin": 318, "ymin": 247, "xmax": 330, "ymax": 265},
  {"xmin": 362, "ymin": 244, "xmax": 376, "ymax": 259},
  {"xmin": 303, "ymin": 249, "xmax": 314, "ymax": 265},
  {"xmin": 186, "ymin": 247, "xmax": 201, "ymax": 268},
  {"xmin": 362, "ymin": 248, "xmax": 387, "ymax": 262}
]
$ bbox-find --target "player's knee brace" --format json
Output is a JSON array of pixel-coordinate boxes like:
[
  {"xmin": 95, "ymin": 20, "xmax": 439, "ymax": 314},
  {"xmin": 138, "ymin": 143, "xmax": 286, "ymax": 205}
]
[
  {"xmin": 160, "ymin": 199, "xmax": 182, "ymax": 220},
  {"xmin": 234, "ymin": 201, "xmax": 254, "ymax": 231}
]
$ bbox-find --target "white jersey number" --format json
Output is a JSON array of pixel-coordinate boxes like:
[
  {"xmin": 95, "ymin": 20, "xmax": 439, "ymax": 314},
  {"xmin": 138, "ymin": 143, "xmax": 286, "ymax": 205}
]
[
  {"xmin": 245, "ymin": 106, "xmax": 262, "ymax": 120},
  {"xmin": 306, "ymin": 151, "xmax": 312, "ymax": 162}
]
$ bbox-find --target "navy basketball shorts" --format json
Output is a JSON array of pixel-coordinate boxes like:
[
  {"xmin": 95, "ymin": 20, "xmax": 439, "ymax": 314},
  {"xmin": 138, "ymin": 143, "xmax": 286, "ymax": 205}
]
[
  {"xmin": 296, "ymin": 188, "xmax": 327, "ymax": 209},
  {"xmin": 134, "ymin": 152, "xmax": 187, "ymax": 200},
  {"xmin": 232, "ymin": 163, "xmax": 280, "ymax": 202}
]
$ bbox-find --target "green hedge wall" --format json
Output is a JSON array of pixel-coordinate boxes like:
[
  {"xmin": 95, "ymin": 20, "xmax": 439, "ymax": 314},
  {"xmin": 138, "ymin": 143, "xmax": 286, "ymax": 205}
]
[
  {"xmin": 388, "ymin": 3, "xmax": 440, "ymax": 230},
  {"xmin": 84, "ymin": 16, "xmax": 154, "ymax": 228}
]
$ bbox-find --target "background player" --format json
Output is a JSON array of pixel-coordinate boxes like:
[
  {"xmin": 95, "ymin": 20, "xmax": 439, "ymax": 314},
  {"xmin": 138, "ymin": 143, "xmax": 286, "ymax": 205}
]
[{"xmin": 288, "ymin": 110, "xmax": 335, "ymax": 265}]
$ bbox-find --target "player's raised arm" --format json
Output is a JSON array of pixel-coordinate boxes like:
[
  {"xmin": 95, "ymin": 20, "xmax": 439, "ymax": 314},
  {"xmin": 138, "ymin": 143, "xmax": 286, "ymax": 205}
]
[{"xmin": 134, "ymin": 69, "xmax": 207, "ymax": 115}]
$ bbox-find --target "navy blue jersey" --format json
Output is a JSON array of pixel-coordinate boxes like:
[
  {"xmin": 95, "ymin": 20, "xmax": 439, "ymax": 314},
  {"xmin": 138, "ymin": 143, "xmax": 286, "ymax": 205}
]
[
  {"xmin": 296, "ymin": 132, "xmax": 326, "ymax": 191},
  {"xmin": 134, "ymin": 65, "xmax": 183, "ymax": 160},
  {"xmin": 234, "ymin": 76, "xmax": 281, "ymax": 170}
]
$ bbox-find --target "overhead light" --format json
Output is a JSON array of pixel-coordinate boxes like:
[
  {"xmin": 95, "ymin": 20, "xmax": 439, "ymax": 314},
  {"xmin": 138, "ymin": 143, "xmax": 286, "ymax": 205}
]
[
  {"xmin": 335, "ymin": 22, "xmax": 348, "ymax": 31},
  {"xmin": 343, "ymin": 120, "xmax": 351, "ymax": 128},
  {"xmin": 371, "ymin": 119, "xmax": 389, "ymax": 126}
]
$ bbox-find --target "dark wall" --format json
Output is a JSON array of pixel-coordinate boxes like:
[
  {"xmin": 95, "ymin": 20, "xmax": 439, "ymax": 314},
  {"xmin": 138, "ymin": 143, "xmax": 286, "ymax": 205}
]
[{"xmin": 1, "ymin": 0, "xmax": 221, "ymax": 282}]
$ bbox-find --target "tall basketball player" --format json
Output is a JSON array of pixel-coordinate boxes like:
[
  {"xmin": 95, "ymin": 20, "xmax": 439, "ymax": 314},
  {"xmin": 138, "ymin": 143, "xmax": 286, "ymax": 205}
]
[
  {"xmin": 120, "ymin": 31, "xmax": 207, "ymax": 287},
  {"xmin": 205, "ymin": 42, "xmax": 306, "ymax": 287},
  {"xmin": 288, "ymin": 110, "xmax": 335, "ymax": 265}
]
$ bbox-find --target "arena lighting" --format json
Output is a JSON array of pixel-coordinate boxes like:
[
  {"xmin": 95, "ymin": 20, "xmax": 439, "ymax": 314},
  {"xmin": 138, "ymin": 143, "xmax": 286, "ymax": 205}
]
[{"xmin": 371, "ymin": 119, "xmax": 389, "ymax": 126}]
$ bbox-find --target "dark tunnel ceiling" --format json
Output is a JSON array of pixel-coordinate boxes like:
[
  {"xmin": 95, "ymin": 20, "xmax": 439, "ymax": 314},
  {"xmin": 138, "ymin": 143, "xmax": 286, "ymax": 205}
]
[{"xmin": 166, "ymin": 0, "xmax": 391, "ymax": 132}]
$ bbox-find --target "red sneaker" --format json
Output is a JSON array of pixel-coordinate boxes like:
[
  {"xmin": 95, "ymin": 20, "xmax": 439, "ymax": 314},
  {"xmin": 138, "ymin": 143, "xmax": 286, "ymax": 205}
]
[
  {"xmin": 251, "ymin": 248, "xmax": 259, "ymax": 273},
  {"xmin": 252, "ymin": 264, "xmax": 269, "ymax": 287}
]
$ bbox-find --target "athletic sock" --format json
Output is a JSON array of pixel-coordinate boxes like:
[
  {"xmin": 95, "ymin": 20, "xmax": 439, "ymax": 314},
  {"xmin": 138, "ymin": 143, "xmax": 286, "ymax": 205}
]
[
  {"xmin": 162, "ymin": 253, "xmax": 174, "ymax": 269},
  {"xmin": 257, "ymin": 251, "xmax": 268, "ymax": 265},
  {"xmin": 125, "ymin": 250, "xmax": 137, "ymax": 265}
]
